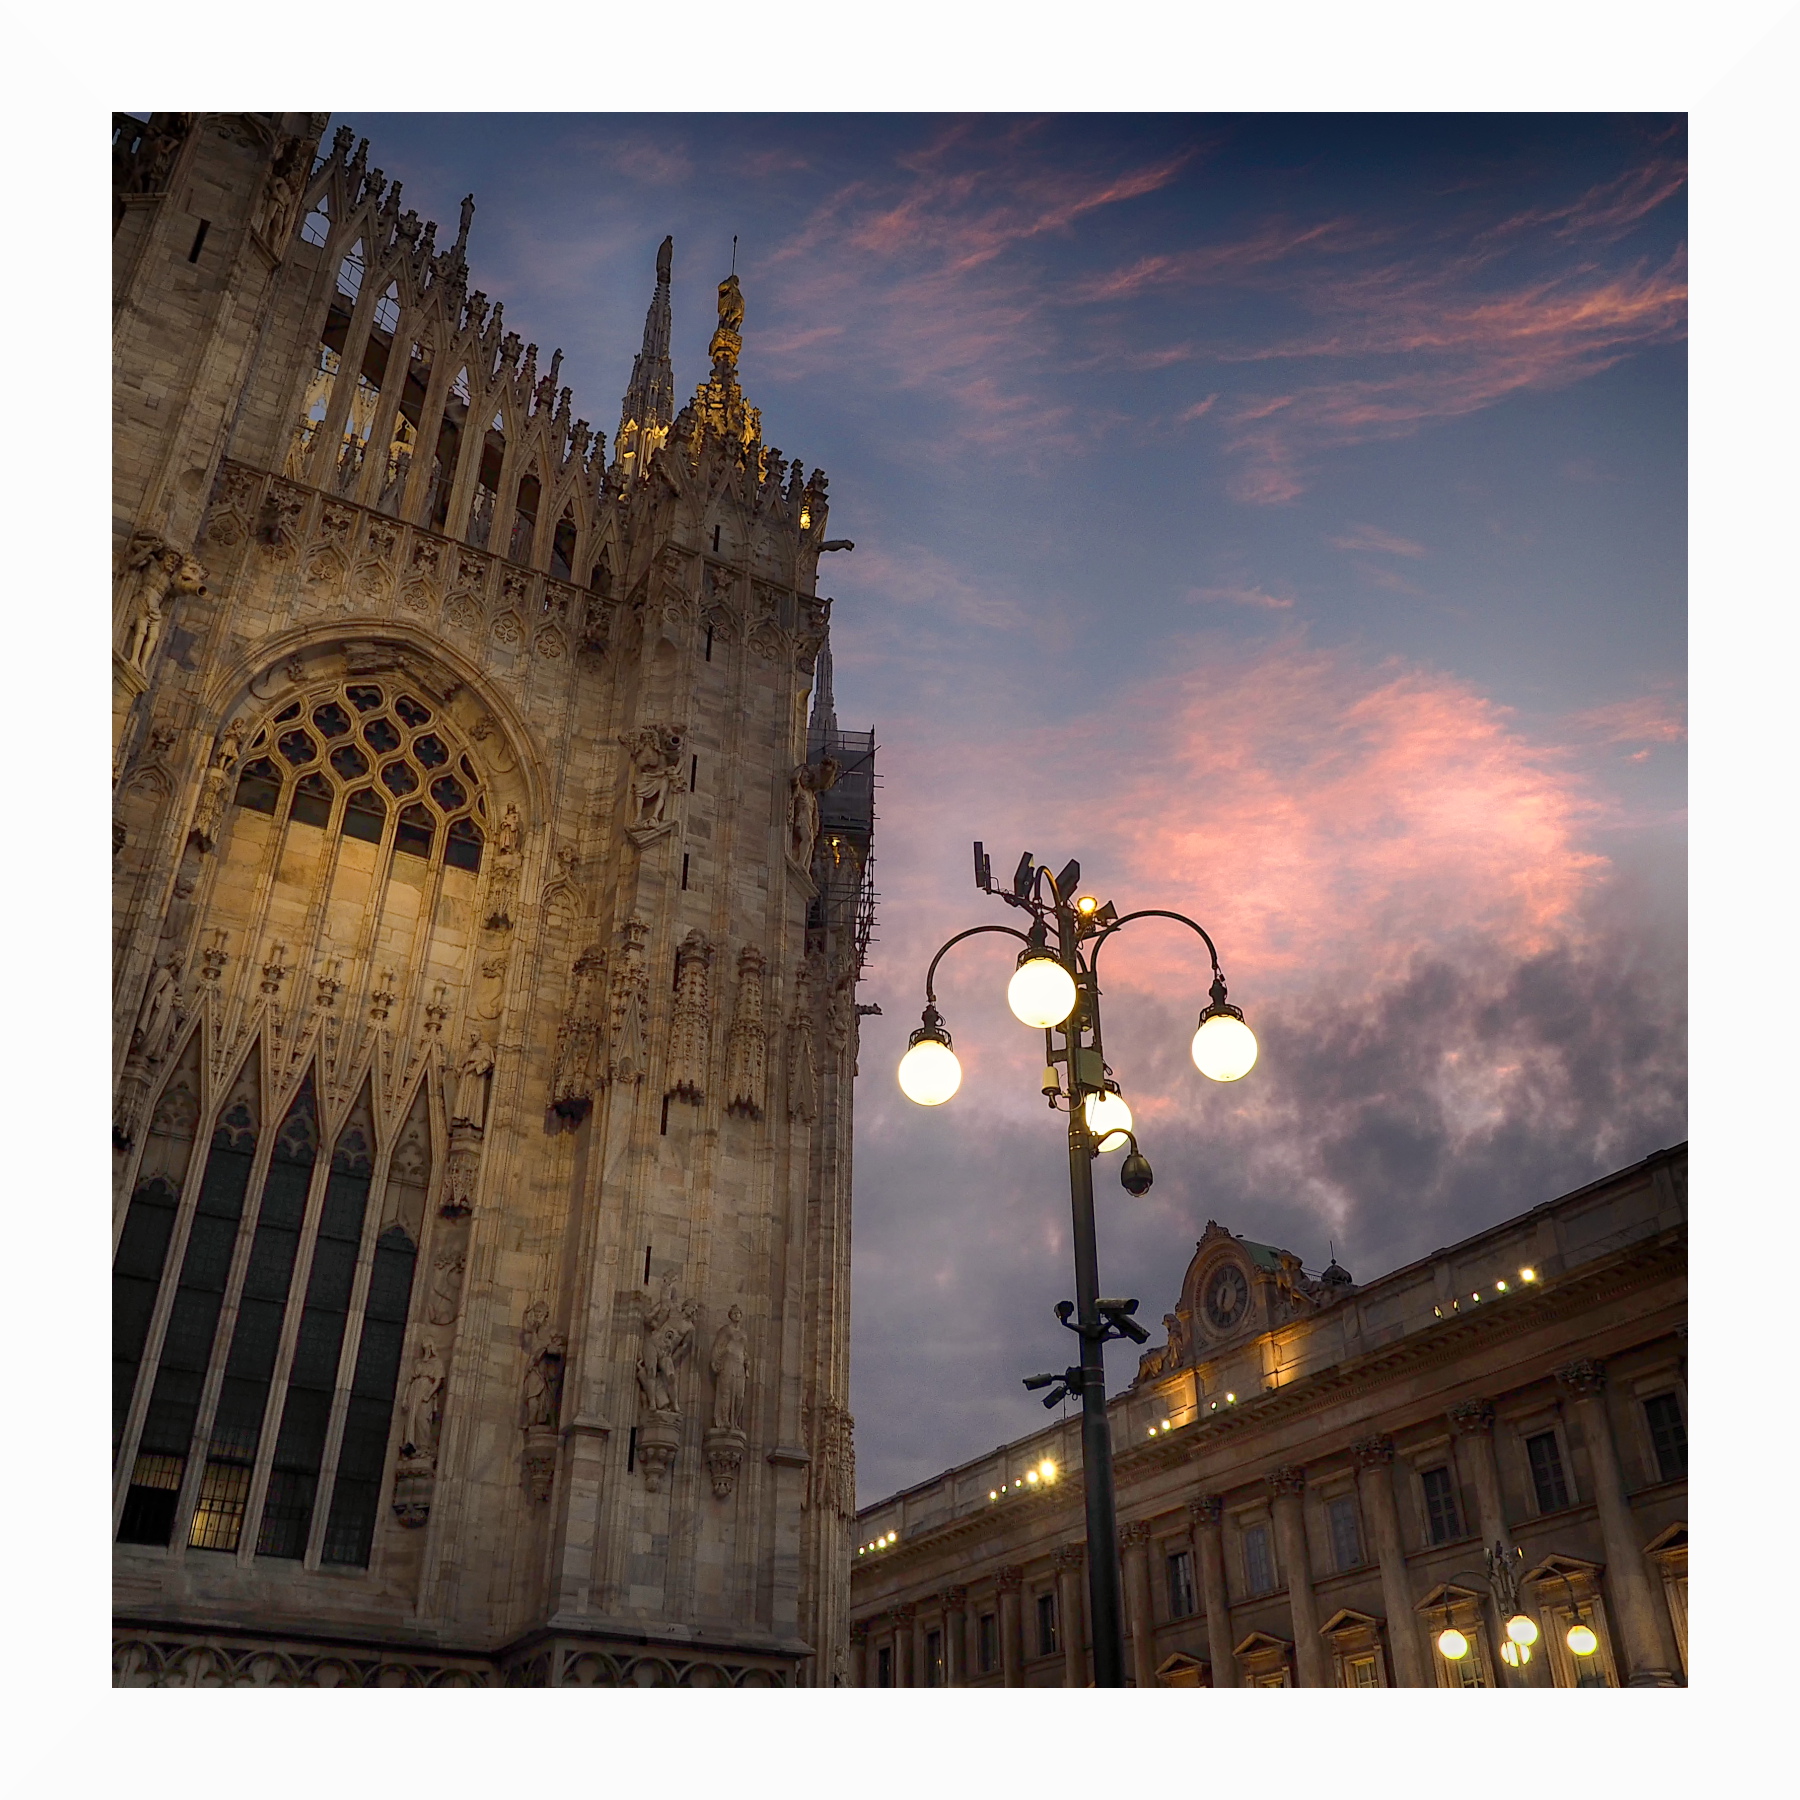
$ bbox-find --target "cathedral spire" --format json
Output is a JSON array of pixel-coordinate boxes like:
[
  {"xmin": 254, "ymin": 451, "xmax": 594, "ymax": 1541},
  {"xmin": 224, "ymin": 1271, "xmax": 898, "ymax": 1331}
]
[
  {"xmin": 808, "ymin": 636, "xmax": 838, "ymax": 747},
  {"xmin": 615, "ymin": 235, "xmax": 676, "ymax": 483},
  {"xmin": 686, "ymin": 260, "xmax": 761, "ymax": 462}
]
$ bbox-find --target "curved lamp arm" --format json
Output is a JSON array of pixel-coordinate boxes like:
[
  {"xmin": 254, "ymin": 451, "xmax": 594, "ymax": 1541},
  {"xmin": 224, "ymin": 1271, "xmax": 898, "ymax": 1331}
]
[
  {"xmin": 924, "ymin": 923, "xmax": 1031, "ymax": 1005},
  {"xmin": 1087, "ymin": 909, "xmax": 1225, "ymax": 994}
]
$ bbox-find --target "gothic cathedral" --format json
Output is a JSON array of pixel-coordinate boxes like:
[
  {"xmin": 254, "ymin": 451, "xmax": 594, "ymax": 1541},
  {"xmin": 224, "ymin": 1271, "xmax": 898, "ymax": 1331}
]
[{"xmin": 112, "ymin": 114, "xmax": 873, "ymax": 1687}]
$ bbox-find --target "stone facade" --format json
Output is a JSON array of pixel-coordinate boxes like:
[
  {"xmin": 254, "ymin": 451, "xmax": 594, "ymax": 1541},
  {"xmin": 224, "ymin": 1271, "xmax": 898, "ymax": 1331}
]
[
  {"xmin": 111, "ymin": 115, "xmax": 871, "ymax": 1686},
  {"xmin": 850, "ymin": 1145, "xmax": 1687, "ymax": 1688}
]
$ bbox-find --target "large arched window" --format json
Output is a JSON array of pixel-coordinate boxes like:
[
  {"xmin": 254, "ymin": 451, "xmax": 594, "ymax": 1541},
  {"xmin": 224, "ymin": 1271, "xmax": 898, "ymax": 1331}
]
[
  {"xmin": 114, "ymin": 1054, "xmax": 432, "ymax": 1570},
  {"xmin": 230, "ymin": 681, "xmax": 486, "ymax": 874}
]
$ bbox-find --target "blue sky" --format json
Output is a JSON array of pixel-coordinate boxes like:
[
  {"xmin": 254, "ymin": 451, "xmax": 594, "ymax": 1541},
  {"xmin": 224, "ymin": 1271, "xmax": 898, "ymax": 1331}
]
[{"xmin": 333, "ymin": 112, "xmax": 1687, "ymax": 1500}]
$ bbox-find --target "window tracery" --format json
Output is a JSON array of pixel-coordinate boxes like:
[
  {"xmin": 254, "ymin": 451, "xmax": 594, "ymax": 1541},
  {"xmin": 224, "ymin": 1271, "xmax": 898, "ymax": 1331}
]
[{"xmin": 231, "ymin": 680, "xmax": 486, "ymax": 874}]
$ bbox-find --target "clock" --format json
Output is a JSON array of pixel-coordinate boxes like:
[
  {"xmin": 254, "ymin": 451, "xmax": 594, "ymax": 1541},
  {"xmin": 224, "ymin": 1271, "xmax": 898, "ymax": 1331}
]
[{"xmin": 1203, "ymin": 1263, "xmax": 1250, "ymax": 1332}]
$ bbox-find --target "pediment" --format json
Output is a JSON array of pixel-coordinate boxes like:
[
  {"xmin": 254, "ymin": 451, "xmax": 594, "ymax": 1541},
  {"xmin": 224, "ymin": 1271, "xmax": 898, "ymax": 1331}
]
[{"xmin": 1319, "ymin": 1608, "xmax": 1383, "ymax": 1638}]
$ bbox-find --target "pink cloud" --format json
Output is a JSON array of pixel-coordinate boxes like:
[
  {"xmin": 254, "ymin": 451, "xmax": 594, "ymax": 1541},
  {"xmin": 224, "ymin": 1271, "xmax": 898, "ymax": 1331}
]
[
  {"xmin": 1188, "ymin": 583, "xmax": 1294, "ymax": 610},
  {"xmin": 1566, "ymin": 693, "xmax": 1687, "ymax": 747},
  {"xmin": 1331, "ymin": 523, "xmax": 1427, "ymax": 557}
]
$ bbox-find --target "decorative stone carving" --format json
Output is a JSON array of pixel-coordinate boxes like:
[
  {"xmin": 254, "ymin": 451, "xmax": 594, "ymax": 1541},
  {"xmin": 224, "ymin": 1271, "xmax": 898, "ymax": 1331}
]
[
  {"xmin": 550, "ymin": 945, "xmax": 607, "ymax": 1122},
  {"xmin": 1555, "ymin": 1357, "xmax": 1606, "ymax": 1396},
  {"xmin": 399, "ymin": 1340, "xmax": 444, "ymax": 1462},
  {"xmin": 787, "ymin": 957, "xmax": 819, "ymax": 1124},
  {"xmin": 724, "ymin": 945, "xmax": 768, "ymax": 1119},
  {"xmin": 1449, "ymin": 1398, "xmax": 1497, "ymax": 1435},
  {"xmin": 666, "ymin": 929, "xmax": 713, "ymax": 1102},
  {"xmin": 131, "ymin": 955, "xmax": 184, "ymax": 1065},
  {"xmin": 704, "ymin": 1429, "xmax": 747, "ymax": 1499},
  {"xmin": 520, "ymin": 1322, "xmax": 567, "ymax": 1503},
  {"xmin": 636, "ymin": 1278, "xmax": 699, "ymax": 1491},
  {"xmin": 256, "ymin": 485, "xmax": 306, "ymax": 556},
  {"xmin": 188, "ymin": 719, "xmax": 244, "ymax": 850},
  {"xmin": 994, "ymin": 1566, "xmax": 1025, "ymax": 1593},
  {"xmin": 787, "ymin": 756, "xmax": 838, "ymax": 869},
  {"xmin": 709, "ymin": 1305, "xmax": 750, "ymax": 1432},
  {"xmin": 1119, "ymin": 1519, "xmax": 1153, "ymax": 1549},
  {"xmin": 1269, "ymin": 1464, "xmax": 1306, "ymax": 1497},
  {"xmin": 451, "ymin": 1033, "xmax": 494, "ymax": 1130},
  {"xmin": 120, "ymin": 534, "xmax": 206, "ymax": 673},
  {"xmin": 805, "ymin": 1394, "xmax": 857, "ymax": 1519},
  {"xmin": 608, "ymin": 917, "xmax": 650, "ymax": 1085},
  {"xmin": 439, "ymin": 1138, "xmax": 479, "ymax": 1219},
  {"xmin": 621, "ymin": 725, "xmax": 685, "ymax": 845},
  {"xmin": 1054, "ymin": 1543, "xmax": 1086, "ymax": 1571},
  {"xmin": 427, "ymin": 1249, "xmax": 467, "ymax": 1326},
  {"xmin": 1190, "ymin": 1495, "xmax": 1224, "ymax": 1528},
  {"xmin": 1351, "ymin": 1433, "xmax": 1396, "ymax": 1469},
  {"xmin": 482, "ymin": 804, "xmax": 523, "ymax": 931}
]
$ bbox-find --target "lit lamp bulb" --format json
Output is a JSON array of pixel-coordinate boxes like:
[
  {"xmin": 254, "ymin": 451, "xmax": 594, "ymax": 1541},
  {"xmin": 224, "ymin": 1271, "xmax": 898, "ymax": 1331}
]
[
  {"xmin": 1082, "ymin": 1086, "xmax": 1133, "ymax": 1152},
  {"xmin": 1436, "ymin": 1628, "xmax": 1470, "ymax": 1661},
  {"xmin": 1567, "ymin": 1623, "xmax": 1599, "ymax": 1657},
  {"xmin": 1506, "ymin": 1614, "xmax": 1539, "ymax": 1647},
  {"xmin": 1500, "ymin": 1641, "xmax": 1531, "ymax": 1668},
  {"xmin": 1191, "ymin": 1001, "xmax": 1258, "ymax": 1082},
  {"xmin": 898, "ymin": 1009, "xmax": 962, "ymax": 1106},
  {"xmin": 1007, "ymin": 950, "xmax": 1077, "ymax": 1029}
]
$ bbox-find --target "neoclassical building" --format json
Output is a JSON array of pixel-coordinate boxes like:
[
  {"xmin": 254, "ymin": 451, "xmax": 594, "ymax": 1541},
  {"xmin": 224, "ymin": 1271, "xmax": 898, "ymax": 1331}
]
[
  {"xmin": 112, "ymin": 114, "xmax": 871, "ymax": 1687},
  {"xmin": 849, "ymin": 1145, "xmax": 1687, "ymax": 1688}
]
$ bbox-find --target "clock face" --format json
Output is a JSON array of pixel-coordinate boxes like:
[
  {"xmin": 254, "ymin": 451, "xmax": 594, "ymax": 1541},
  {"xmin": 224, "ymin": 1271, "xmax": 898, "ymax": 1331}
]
[{"xmin": 1204, "ymin": 1264, "xmax": 1250, "ymax": 1332}]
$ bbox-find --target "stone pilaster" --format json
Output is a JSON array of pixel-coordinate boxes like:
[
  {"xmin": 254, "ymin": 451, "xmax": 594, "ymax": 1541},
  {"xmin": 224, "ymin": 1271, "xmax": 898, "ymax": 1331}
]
[
  {"xmin": 941, "ymin": 1585, "xmax": 968, "ymax": 1687},
  {"xmin": 995, "ymin": 1566, "xmax": 1025, "ymax": 1687},
  {"xmin": 1555, "ymin": 1359, "xmax": 1678, "ymax": 1686},
  {"xmin": 891, "ymin": 1602, "xmax": 915, "ymax": 1687},
  {"xmin": 1449, "ymin": 1397, "xmax": 1509, "ymax": 1549},
  {"xmin": 849, "ymin": 1618, "xmax": 867, "ymax": 1688},
  {"xmin": 1353, "ymin": 1435, "xmax": 1426, "ymax": 1686},
  {"xmin": 1268, "ymin": 1466, "xmax": 1325, "ymax": 1687},
  {"xmin": 1054, "ymin": 1544, "xmax": 1087, "ymax": 1688},
  {"xmin": 1190, "ymin": 1495, "xmax": 1236, "ymax": 1686},
  {"xmin": 1120, "ymin": 1520, "xmax": 1156, "ymax": 1688}
]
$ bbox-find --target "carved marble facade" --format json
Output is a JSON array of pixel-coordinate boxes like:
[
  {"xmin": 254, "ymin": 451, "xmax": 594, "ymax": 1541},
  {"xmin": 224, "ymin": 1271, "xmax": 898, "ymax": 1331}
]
[
  {"xmin": 112, "ymin": 115, "xmax": 870, "ymax": 1686},
  {"xmin": 850, "ymin": 1146, "xmax": 1687, "ymax": 1688}
]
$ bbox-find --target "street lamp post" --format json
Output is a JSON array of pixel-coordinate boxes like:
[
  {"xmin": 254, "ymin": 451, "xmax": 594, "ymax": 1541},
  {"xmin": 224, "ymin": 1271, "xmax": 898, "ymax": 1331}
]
[
  {"xmin": 897, "ymin": 844, "xmax": 1258, "ymax": 1688},
  {"xmin": 1431, "ymin": 1546, "xmax": 1606, "ymax": 1683}
]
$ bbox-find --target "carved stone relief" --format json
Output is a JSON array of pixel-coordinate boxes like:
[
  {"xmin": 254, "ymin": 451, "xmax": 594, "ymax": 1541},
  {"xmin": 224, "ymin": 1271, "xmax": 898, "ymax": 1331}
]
[
  {"xmin": 787, "ymin": 958, "xmax": 819, "ymax": 1124},
  {"xmin": 666, "ymin": 930, "xmax": 713, "ymax": 1103},
  {"xmin": 724, "ymin": 945, "xmax": 768, "ymax": 1119},
  {"xmin": 608, "ymin": 917, "xmax": 650, "ymax": 1085},
  {"xmin": 636, "ymin": 1277, "xmax": 700, "ymax": 1492},
  {"xmin": 520, "ymin": 1308, "xmax": 567, "ymax": 1503},
  {"xmin": 393, "ymin": 1338, "xmax": 444, "ymax": 1528},
  {"xmin": 621, "ymin": 725, "xmax": 685, "ymax": 846},
  {"xmin": 550, "ymin": 944, "xmax": 607, "ymax": 1122}
]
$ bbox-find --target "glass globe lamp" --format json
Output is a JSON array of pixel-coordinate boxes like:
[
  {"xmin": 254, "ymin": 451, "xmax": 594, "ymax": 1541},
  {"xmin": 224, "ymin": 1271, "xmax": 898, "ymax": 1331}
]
[
  {"xmin": 1505, "ymin": 1613, "xmax": 1539, "ymax": 1647},
  {"xmin": 1436, "ymin": 1627, "xmax": 1469, "ymax": 1661},
  {"xmin": 1567, "ymin": 1623, "xmax": 1599, "ymax": 1657},
  {"xmin": 1192, "ymin": 1002, "xmax": 1258, "ymax": 1082},
  {"xmin": 1082, "ymin": 1086, "xmax": 1133, "ymax": 1152},
  {"xmin": 1500, "ymin": 1641, "xmax": 1531, "ymax": 1668},
  {"xmin": 898, "ymin": 1009, "xmax": 962, "ymax": 1106},
  {"xmin": 1007, "ymin": 950, "xmax": 1077, "ymax": 1030}
]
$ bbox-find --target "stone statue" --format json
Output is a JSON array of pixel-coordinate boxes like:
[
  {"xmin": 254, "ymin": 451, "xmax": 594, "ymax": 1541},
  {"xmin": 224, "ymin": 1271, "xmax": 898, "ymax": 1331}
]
[
  {"xmin": 189, "ymin": 719, "xmax": 244, "ymax": 850},
  {"xmin": 451, "ymin": 1033, "xmax": 495, "ymax": 1129},
  {"xmin": 637, "ymin": 1283, "xmax": 700, "ymax": 1417},
  {"xmin": 521, "ymin": 1331, "xmax": 567, "ymax": 1430},
  {"xmin": 621, "ymin": 726, "xmax": 684, "ymax": 832},
  {"xmin": 788, "ymin": 756, "xmax": 838, "ymax": 867},
  {"xmin": 131, "ymin": 956, "xmax": 182, "ymax": 1063},
  {"xmin": 121, "ymin": 536, "xmax": 205, "ymax": 674},
  {"xmin": 495, "ymin": 803, "xmax": 521, "ymax": 858},
  {"xmin": 427, "ymin": 1249, "xmax": 467, "ymax": 1326},
  {"xmin": 400, "ymin": 1341, "xmax": 444, "ymax": 1459},
  {"xmin": 710, "ymin": 1305, "xmax": 750, "ymax": 1432}
]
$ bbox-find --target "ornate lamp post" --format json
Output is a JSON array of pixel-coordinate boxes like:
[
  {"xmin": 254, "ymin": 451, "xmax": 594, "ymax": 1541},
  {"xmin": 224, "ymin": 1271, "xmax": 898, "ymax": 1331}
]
[
  {"xmin": 897, "ymin": 844, "xmax": 1258, "ymax": 1687},
  {"xmin": 1429, "ymin": 1542, "xmax": 1600, "ymax": 1682}
]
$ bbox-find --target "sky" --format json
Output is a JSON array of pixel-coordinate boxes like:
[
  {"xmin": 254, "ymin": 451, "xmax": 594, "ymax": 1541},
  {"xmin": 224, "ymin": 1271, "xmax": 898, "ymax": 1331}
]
[{"xmin": 330, "ymin": 112, "xmax": 1687, "ymax": 1505}]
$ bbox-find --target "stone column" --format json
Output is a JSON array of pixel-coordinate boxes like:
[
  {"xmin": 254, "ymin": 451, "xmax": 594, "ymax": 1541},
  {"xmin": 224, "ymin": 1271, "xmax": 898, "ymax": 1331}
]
[
  {"xmin": 1555, "ymin": 1359, "xmax": 1678, "ymax": 1686},
  {"xmin": 1269, "ymin": 1466, "xmax": 1326, "ymax": 1687},
  {"xmin": 1120, "ymin": 1520, "xmax": 1157, "ymax": 1688},
  {"xmin": 1191, "ymin": 1496, "xmax": 1237, "ymax": 1686},
  {"xmin": 1055, "ymin": 1544, "xmax": 1088, "ymax": 1688},
  {"xmin": 1449, "ymin": 1398, "xmax": 1509, "ymax": 1549},
  {"xmin": 996, "ymin": 1567, "xmax": 1025, "ymax": 1687},
  {"xmin": 1353, "ymin": 1435, "xmax": 1426, "ymax": 1687},
  {"xmin": 942, "ymin": 1586, "xmax": 968, "ymax": 1687},
  {"xmin": 892, "ymin": 1604, "xmax": 915, "ymax": 1687},
  {"xmin": 913, "ymin": 1608, "xmax": 931, "ymax": 1688},
  {"xmin": 849, "ymin": 1619, "xmax": 867, "ymax": 1688}
]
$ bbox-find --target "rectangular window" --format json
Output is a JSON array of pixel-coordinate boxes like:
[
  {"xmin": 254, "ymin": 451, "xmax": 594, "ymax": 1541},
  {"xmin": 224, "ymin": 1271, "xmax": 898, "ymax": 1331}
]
[
  {"xmin": 1167, "ymin": 1549, "xmax": 1197, "ymax": 1617},
  {"xmin": 978, "ymin": 1611, "xmax": 999, "ymax": 1673},
  {"xmin": 1456, "ymin": 1651, "xmax": 1484, "ymax": 1687},
  {"xmin": 1643, "ymin": 1393, "xmax": 1687, "ymax": 1481},
  {"xmin": 876, "ymin": 1644, "xmax": 892, "ymax": 1687},
  {"xmin": 1420, "ymin": 1466, "xmax": 1462, "ymax": 1545},
  {"xmin": 1036, "ymin": 1591, "xmax": 1058, "ymax": 1657},
  {"xmin": 925, "ymin": 1628, "xmax": 943, "ymax": 1687},
  {"xmin": 1526, "ymin": 1431, "xmax": 1571, "ymax": 1513},
  {"xmin": 1243, "ymin": 1522, "xmax": 1275, "ymax": 1595},
  {"xmin": 1348, "ymin": 1654, "xmax": 1381, "ymax": 1688},
  {"xmin": 1327, "ymin": 1495, "xmax": 1363, "ymax": 1571}
]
